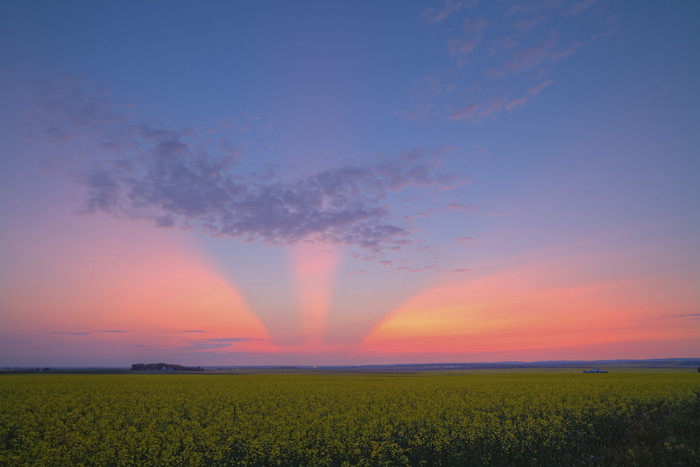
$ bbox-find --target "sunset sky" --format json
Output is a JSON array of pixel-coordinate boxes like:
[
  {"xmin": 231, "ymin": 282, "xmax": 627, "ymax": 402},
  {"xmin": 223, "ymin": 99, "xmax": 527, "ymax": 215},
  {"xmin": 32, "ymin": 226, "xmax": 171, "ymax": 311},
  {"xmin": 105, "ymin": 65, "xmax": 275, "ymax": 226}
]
[{"xmin": 1, "ymin": 1, "xmax": 698, "ymax": 367}]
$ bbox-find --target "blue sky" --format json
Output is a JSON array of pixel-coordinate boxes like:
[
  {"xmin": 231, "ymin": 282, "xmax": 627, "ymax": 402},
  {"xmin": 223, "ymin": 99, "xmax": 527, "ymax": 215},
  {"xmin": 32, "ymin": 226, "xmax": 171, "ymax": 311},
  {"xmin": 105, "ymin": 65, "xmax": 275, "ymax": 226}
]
[{"xmin": 1, "ymin": 1, "xmax": 698, "ymax": 366}]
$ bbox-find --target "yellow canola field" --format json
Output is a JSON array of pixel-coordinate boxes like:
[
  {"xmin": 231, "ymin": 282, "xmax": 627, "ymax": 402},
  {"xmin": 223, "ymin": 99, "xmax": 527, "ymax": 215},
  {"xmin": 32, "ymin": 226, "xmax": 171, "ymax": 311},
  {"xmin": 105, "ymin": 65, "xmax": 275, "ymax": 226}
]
[{"xmin": 1, "ymin": 372, "xmax": 698, "ymax": 465}]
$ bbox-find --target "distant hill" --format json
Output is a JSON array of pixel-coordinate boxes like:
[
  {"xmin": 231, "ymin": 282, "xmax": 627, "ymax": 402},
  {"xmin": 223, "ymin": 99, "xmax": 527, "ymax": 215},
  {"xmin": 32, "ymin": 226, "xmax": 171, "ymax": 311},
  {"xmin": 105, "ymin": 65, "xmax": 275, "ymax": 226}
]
[
  {"xmin": 207, "ymin": 358, "xmax": 700, "ymax": 373},
  {"xmin": 3, "ymin": 358, "xmax": 697, "ymax": 374},
  {"xmin": 131, "ymin": 363, "xmax": 203, "ymax": 372}
]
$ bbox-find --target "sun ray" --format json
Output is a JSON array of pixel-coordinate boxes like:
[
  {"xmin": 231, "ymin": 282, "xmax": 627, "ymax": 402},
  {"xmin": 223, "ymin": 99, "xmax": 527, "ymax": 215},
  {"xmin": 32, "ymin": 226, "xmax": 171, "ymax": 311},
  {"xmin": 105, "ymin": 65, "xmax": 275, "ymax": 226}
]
[{"xmin": 291, "ymin": 241, "xmax": 342, "ymax": 347}]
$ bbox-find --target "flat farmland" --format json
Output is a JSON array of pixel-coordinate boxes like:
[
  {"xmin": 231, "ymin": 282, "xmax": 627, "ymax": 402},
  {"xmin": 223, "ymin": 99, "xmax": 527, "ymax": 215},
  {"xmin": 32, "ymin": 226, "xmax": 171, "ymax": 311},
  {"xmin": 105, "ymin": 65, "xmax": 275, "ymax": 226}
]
[{"xmin": 1, "ymin": 372, "xmax": 698, "ymax": 465}]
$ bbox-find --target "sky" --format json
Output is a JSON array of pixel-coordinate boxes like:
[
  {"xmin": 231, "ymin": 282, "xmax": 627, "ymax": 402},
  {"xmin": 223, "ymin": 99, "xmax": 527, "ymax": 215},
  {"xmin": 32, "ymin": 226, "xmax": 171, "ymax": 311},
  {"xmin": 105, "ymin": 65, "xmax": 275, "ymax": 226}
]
[{"xmin": 1, "ymin": 0, "xmax": 698, "ymax": 367}]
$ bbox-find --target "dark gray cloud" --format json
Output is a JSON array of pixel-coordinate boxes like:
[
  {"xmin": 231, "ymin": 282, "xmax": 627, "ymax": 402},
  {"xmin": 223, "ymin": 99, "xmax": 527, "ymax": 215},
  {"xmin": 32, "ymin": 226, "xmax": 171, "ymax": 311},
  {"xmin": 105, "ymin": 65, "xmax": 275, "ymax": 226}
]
[{"xmin": 33, "ymin": 78, "xmax": 466, "ymax": 254}]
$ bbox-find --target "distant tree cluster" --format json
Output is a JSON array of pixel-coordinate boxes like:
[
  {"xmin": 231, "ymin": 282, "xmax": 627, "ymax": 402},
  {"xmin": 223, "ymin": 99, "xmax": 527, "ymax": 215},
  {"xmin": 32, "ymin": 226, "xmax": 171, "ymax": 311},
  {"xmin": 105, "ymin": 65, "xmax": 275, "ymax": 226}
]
[{"xmin": 131, "ymin": 363, "xmax": 203, "ymax": 372}]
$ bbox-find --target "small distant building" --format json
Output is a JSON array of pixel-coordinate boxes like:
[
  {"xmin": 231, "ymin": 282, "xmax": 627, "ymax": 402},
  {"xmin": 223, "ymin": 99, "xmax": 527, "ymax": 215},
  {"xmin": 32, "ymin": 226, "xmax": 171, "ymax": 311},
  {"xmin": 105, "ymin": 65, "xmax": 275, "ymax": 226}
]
[{"xmin": 583, "ymin": 368, "xmax": 608, "ymax": 373}]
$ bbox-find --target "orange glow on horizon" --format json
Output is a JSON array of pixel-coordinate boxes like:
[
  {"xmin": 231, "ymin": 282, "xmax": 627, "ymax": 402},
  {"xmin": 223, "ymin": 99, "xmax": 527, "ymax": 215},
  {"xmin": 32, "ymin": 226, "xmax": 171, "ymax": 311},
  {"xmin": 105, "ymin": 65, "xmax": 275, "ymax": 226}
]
[
  {"xmin": 2, "ymin": 214, "xmax": 277, "ymax": 362},
  {"xmin": 359, "ymin": 258, "xmax": 699, "ymax": 360}
]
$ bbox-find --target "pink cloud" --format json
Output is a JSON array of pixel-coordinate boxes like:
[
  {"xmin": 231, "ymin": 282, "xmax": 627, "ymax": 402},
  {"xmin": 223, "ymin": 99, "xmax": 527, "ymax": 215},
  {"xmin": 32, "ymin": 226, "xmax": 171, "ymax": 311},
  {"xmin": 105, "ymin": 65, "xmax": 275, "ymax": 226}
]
[
  {"xmin": 448, "ymin": 203, "xmax": 477, "ymax": 212},
  {"xmin": 528, "ymin": 79, "xmax": 554, "ymax": 96},
  {"xmin": 449, "ymin": 103, "xmax": 481, "ymax": 122},
  {"xmin": 481, "ymin": 98, "xmax": 506, "ymax": 117},
  {"xmin": 448, "ymin": 36, "xmax": 481, "ymax": 57},
  {"xmin": 569, "ymin": 0, "xmax": 597, "ymax": 16},
  {"xmin": 486, "ymin": 40, "xmax": 555, "ymax": 77},
  {"xmin": 487, "ymin": 37, "xmax": 517, "ymax": 57},
  {"xmin": 505, "ymin": 96, "xmax": 528, "ymax": 111},
  {"xmin": 463, "ymin": 17, "xmax": 487, "ymax": 33},
  {"xmin": 506, "ymin": 80, "xmax": 553, "ymax": 111},
  {"xmin": 550, "ymin": 42, "xmax": 584, "ymax": 61},
  {"xmin": 423, "ymin": 0, "xmax": 484, "ymax": 23},
  {"xmin": 451, "ymin": 81, "xmax": 553, "ymax": 123},
  {"xmin": 422, "ymin": 0, "xmax": 464, "ymax": 23},
  {"xmin": 514, "ymin": 20, "xmax": 537, "ymax": 31}
]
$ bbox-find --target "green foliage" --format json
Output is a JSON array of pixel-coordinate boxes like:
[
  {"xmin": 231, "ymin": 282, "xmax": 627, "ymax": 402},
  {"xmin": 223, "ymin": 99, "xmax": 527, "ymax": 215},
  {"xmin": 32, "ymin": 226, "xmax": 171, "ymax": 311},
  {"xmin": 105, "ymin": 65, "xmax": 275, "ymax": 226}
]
[{"xmin": 1, "ymin": 372, "xmax": 698, "ymax": 465}]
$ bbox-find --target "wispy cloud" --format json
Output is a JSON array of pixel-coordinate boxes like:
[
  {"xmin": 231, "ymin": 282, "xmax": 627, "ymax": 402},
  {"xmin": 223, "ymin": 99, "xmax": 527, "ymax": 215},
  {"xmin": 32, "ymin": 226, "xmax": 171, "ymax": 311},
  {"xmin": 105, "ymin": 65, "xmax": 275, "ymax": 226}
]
[
  {"xmin": 0, "ymin": 338, "xmax": 31, "ymax": 344},
  {"xmin": 451, "ymin": 80, "xmax": 553, "ymax": 122},
  {"xmin": 448, "ymin": 36, "xmax": 482, "ymax": 59},
  {"xmin": 450, "ymin": 103, "xmax": 481, "ymax": 122},
  {"xmin": 33, "ymin": 78, "xmax": 467, "ymax": 256},
  {"xmin": 550, "ymin": 42, "xmax": 584, "ymax": 61},
  {"xmin": 50, "ymin": 331, "xmax": 92, "ymax": 336},
  {"xmin": 485, "ymin": 39, "xmax": 556, "ymax": 77},
  {"xmin": 206, "ymin": 337, "xmax": 253, "ymax": 343},
  {"xmin": 422, "ymin": 0, "xmax": 469, "ymax": 23},
  {"xmin": 485, "ymin": 38, "xmax": 585, "ymax": 78},
  {"xmin": 447, "ymin": 202, "xmax": 477, "ymax": 212},
  {"xmin": 50, "ymin": 330, "xmax": 129, "ymax": 335},
  {"xmin": 446, "ymin": 16, "xmax": 486, "ymax": 66},
  {"xmin": 651, "ymin": 313, "xmax": 700, "ymax": 320},
  {"xmin": 183, "ymin": 337, "xmax": 258, "ymax": 351},
  {"xmin": 463, "ymin": 17, "xmax": 487, "ymax": 33},
  {"xmin": 410, "ymin": 0, "xmax": 609, "ymax": 124},
  {"xmin": 505, "ymin": 80, "xmax": 553, "ymax": 111},
  {"xmin": 513, "ymin": 20, "xmax": 537, "ymax": 32},
  {"xmin": 397, "ymin": 264, "xmax": 438, "ymax": 273},
  {"xmin": 568, "ymin": 0, "xmax": 598, "ymax": 16}
]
